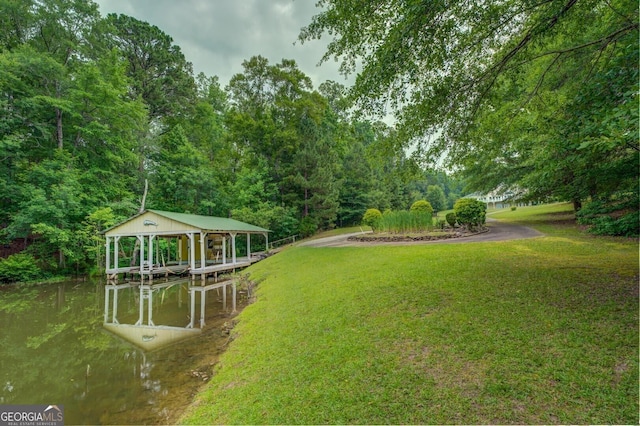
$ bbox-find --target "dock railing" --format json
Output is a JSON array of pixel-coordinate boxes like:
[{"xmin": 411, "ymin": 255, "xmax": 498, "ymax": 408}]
[{"xmin": 269, "ymin": 235, "xmax": 299, "ymax": 250}]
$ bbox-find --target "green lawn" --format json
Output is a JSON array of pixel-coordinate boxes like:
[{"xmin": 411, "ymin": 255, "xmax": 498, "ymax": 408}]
[{"xmin": 182, "ymin": 204, "xmax": 638, "ymax": 424}]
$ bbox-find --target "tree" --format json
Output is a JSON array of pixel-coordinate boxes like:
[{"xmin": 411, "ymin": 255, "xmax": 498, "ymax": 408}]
[
  {"xmin": 300, "ymin": 0, "xmax": 639, "ymax": 232},
  {"xmin": 104, "ymin": 13, "xmax": 196, "ymax": 122},
  {"xmin": 425, "ymin": 185, "xmax": 447, "ymax": 214}
]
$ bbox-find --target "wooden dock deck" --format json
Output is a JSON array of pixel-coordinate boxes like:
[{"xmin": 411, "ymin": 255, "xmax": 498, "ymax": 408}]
[{"xmin": 106, "ymin": 254, "xmax": 264, "ymax": 280}]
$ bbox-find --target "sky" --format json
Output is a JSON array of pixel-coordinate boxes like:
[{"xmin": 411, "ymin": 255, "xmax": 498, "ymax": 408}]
[{"xmin": 93, "ymin": 0, "xmax": 350, "ymax": 90}]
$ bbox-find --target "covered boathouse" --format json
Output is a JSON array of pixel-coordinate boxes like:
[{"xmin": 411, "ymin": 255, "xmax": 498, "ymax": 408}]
[{"xmin": 104, "ymin": 209, "xmax": 270, "ymax": 281}]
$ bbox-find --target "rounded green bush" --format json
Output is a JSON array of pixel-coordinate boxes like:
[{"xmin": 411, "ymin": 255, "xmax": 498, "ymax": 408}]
[
  {"xmin": 362, "ymin": 208, "xmax": 383, "ymax": 231},
  {"xmin": 453, "ymin": 198, "xmax": 486, "ymax": 230},
  {"xmin": 445, "ymin": 212, "xmax": 457, "ymax": 227},
  {"xmin": 410, "ymin": 200, "xmax": 434, "ymax": 216}
]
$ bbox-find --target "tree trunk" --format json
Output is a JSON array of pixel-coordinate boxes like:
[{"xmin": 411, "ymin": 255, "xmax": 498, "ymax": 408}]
[
  {"xmin": 573, "ymin": 198, "xmax": 582, "ymax": 212},
  {"xmin": 130, "ymin": 179, "xmax": 149, "ymax": 267},
  {"xmin": 56, "ymin": 108, "xmax": 63, "ymax": 149}
]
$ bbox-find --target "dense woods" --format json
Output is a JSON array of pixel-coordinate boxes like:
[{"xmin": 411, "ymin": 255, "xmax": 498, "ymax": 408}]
[
  {"xmin": 0, "ymin": 0, "xmax": 465, "ymax": 277},
  {"xmin": 1, "ymin": 0, "xmax": 637, "ymax": 279}
]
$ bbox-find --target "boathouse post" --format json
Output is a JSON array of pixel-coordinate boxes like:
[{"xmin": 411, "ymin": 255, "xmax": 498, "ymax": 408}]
[
  {"xmin": 230, "ymin": 232, "xmax": 237, "ymax": 264},
  {"xmin": 138, "ymin": 235, "xmax": 145, "ymax": 276},
  {"xmin": 200, "ymin": 231, "xmax": 206, "ymax": 282},
  {"xmin": 187, "ymin": 233, "xmax": 195, "ymax": 275},
  {"xmin": 222, "ymin": 237, "xmax": 226, "ymax": 264},
  {"xmin": 247, "ymin": 233, "xmax": 251, "ymax": 261},
  {"xmin": 148, "ymin": 234, "xmax": 154, "ymax": 275},
  {"xmin": 105, "ymin": 237, "xmax": 111, "ymax": 274}
]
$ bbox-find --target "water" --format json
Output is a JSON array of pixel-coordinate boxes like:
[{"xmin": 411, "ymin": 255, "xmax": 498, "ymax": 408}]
[{"xmin": 0, "ymin": 279, "xmax": 241, "ymax": 424}]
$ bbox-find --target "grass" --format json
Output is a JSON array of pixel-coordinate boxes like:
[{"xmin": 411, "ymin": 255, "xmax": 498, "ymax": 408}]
[
  {"xmin": 181, "ymin": 203, "xmax": 638, "ymax": 425},
  {"xmin": 305, "ymin": 226, "xmax": 372, "ymax": 240}
]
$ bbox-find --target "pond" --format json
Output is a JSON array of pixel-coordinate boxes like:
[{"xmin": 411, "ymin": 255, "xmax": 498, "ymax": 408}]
[{"xmin": 0, "ymin": 278, "xmax": 243, "ymax": 424}]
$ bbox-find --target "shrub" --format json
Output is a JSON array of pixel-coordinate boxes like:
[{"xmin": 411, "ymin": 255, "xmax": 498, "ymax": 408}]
[
  {"xmin": 0, "ymin": 253, "xmax": 43, "ymax": 283},
  {"xmin": 410, "ymin": 200, "xmax": 434, "ymax": 216},
  {"xmin": 576, "ymin": 192, "xmax": 639, "ymax": 237},
  {"xmin": 298, "ymin": 216, "xmax": 318, "ymax": 238},
  {"xmin": 511, "ymin": 206, "xmax": 517, "ymax": 211},
  {"xmin": 445, "ymin": 212, "xmax": 457, "ymax": 227},
  {"xmin": 362, "ymin": 208, "xmax": 383, "ymax": 231},
  {"xmin": 453, "ymin": 198, "xmax": 487, "ymax": 230}
]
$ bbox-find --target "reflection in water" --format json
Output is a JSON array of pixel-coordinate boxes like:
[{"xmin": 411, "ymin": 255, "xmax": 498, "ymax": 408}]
[{"xmin": 0, "ymin": 279, "xmax": 240, "ymax": 424}]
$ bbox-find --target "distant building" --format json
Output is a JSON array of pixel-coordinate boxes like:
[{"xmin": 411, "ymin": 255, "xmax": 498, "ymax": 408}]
[{"xmin": 466, "ymin": 188, "xmax": 526, "ymax": 209}]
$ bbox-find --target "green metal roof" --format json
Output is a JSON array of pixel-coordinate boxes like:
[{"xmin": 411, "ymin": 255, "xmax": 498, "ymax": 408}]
[{"xmin": 148, "ymin": 210, "xmax": 270, "ymax": 233}]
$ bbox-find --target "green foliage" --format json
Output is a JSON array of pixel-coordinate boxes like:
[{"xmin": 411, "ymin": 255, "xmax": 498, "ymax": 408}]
[
  {"xmin": 362, "ymin": 208, "xmax": 382, "ymax": 230},
  {"xmin": 445, "ymin": 212, "xmax": 457, "ymax": 227},
  {"xmin": 0, "ymin": 253, "xmax": 43, "ymax": 283},
  {"xmin": 231, "ymin": 204, "xmax": 298, "ymax": 242},
  {"xmin": 425, "ymin": 185, "xmax": 446, "ymax": 213},
  {"xmin": 409, "ymin": 200, "xmax": 434, "ymax": 216},
  {"xmin": 300, "ymin": 0, "xmax": 639, "ymax": 232},
  {"xmin": 576, "ymin": 192, "xmax": 639, "ymax": 237},
  {"xmin": 298, "ymin": 216, "xmax": 318, "ymax": 238},
  {"xmin": 378, "ymin": 210, "xmax": 433, "ymax": 233},
  {"xmin": 453, "ymin": 198, "xmax": 487, "ymax": 230},
  {"xmin": 0, "ymin": 1, "xmax": 465, "ymax": 275}
]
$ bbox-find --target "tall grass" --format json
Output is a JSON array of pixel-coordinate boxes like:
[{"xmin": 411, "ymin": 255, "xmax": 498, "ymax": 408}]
[{"xmin": 378, "ymin": 210, "xmax": 433, "ymax": 233}]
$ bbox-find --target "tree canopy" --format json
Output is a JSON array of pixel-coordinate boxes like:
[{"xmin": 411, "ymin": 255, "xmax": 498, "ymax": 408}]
[
  {"xmin": 300, "ymin": 0, "xmax": 639, "ymax": 233},
  {"xmin": 0, "ymin": 0, "xmax": 464, "ymax": 277}
]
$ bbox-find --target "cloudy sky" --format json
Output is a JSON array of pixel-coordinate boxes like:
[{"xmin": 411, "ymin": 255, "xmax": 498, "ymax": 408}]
[{"xmin": 93, "ymin": 0, "xmax": 349, "ymax": 89}]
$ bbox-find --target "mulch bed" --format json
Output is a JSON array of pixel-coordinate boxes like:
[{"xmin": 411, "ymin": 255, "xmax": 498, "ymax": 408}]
[{"xmin": 347, "ymin": 226, "xmax": 489, "ymax": 242}]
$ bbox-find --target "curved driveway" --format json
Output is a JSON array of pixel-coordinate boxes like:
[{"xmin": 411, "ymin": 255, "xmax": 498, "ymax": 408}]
[{"xmin": 298, "ymin": 219, "xmax": 543, "ymax": 248}]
